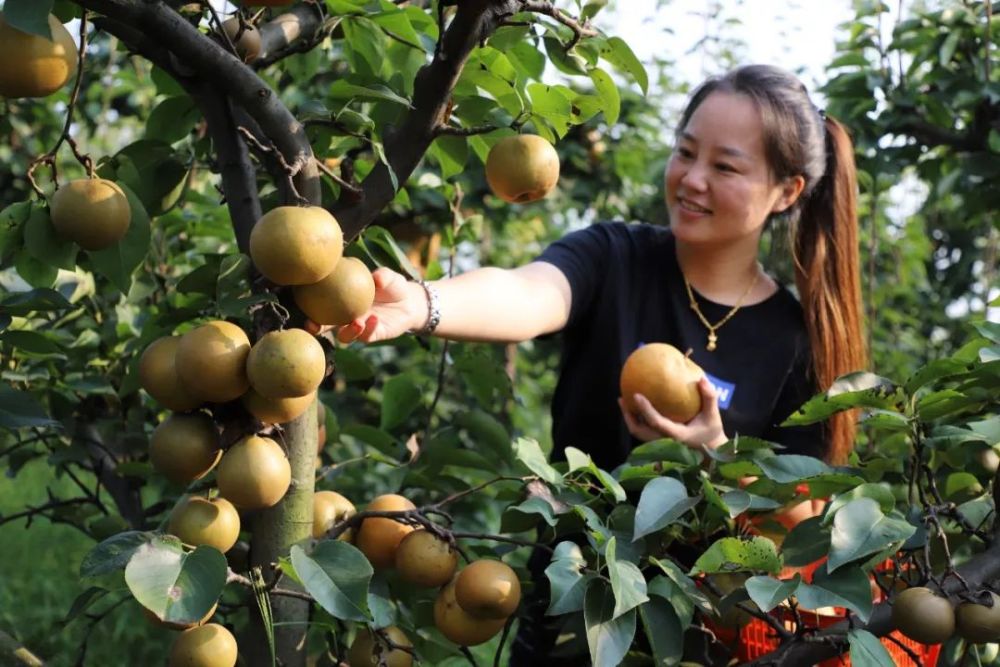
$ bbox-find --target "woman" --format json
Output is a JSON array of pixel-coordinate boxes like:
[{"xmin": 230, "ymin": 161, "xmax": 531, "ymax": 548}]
[{"xmin": 312, "ymin": 64, "xmax": 866, "ymax": 662}]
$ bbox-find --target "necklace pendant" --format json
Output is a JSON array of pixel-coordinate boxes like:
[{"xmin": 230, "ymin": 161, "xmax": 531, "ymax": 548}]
[{"xmin": 706, "ymin": 332, "xmax": 717, "ymax": 351}]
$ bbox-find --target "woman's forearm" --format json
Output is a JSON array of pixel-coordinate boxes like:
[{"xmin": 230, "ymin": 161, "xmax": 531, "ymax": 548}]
[{"xmin": 415, "ymin": 264, "xmax": 571, "ymax": 344}]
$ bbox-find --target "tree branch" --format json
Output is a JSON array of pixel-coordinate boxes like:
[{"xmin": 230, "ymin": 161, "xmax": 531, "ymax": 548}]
[
  {"xmin": 253, "ymin": 3, "xmax": 327, "ymax": 69},
  {"xmin": 519, "ymin": 0, "xmax": 598, "ymax": 47},
  {"xmin": 75, "ymin": 0, "xmax": 319, "ymax": 205},
  {"xmin": 332, "ymin": 0, "xmax": 525, "ymax": 241}
]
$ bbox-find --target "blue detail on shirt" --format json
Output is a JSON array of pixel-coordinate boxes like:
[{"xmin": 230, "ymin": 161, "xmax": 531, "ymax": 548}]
[{"xmin": 704, "ymin": 372, "xmax": 735, "ymax": 410}]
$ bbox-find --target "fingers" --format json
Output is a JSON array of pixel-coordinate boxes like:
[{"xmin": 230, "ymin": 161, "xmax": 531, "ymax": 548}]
[
  {"xmin": 618, "ymin": 397, "xmax": 659, "ymax": 442},
  {"xmin": 698, "ymin": 376, "xmax": 721, "ymax": 419},
  {"xmin": 632, "ymin": 393, "xmax": 683, "ymax": 437}
]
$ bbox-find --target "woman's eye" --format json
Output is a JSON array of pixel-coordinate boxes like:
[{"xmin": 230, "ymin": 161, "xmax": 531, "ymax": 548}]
[
  {"xmin": 676, "ymin": 147, "xmax": 694, "ymax": 158},
  {"xmin": 716, "ymin": 162, "xmax": 736, "ymax": 172}
]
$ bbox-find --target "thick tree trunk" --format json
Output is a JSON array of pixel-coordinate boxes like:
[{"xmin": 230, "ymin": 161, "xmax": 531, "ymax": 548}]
[{"xmin": 246, "ymin": 399, "xmax": 317, "ymax": 667}]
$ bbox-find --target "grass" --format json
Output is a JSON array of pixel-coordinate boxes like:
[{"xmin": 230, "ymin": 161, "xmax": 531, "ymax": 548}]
[{"xmin": 0, "ymin": 459, "xmax": 171, "ymax": 666}]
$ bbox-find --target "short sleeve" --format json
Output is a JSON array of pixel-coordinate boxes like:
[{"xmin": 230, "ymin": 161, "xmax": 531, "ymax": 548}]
[
  {"xmin": 763, "ymin": 339, "xmax": 828, "ymax": 460},
  {"xmin": 535, "ymin": 224, "xmax": 615, "ymax": 330}
]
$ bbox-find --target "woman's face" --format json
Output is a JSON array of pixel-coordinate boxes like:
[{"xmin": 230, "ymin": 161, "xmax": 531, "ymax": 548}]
[{"xmin": 665, "ymin": 91, "xmax": 803, "ymax": 247}]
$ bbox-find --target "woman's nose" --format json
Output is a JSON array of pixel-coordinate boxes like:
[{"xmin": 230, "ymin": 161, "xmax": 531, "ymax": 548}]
[{"xmin": 679, "ymin": 161, "xmax": 708, "ymax": 191}]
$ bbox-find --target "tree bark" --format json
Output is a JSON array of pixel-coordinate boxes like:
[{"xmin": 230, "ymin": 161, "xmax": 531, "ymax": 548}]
[{"xmin": 247, "ymin": 398, "xmax": 318, "ymax": 667}]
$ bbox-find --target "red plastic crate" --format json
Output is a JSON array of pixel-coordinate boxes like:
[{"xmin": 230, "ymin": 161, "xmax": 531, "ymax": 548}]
[
  {"xmin": 738, "ymin": 606, "xmax": 941, "ymax": 666},
  {"xmin": 706, "ymin": 560, "xmax": 940, "ymax": 666}
]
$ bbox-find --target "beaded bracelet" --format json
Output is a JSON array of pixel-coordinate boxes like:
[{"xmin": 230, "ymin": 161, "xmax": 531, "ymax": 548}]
[{"xmin": 410, "ymin": 279, "xmax": 441, "ymax": 336}]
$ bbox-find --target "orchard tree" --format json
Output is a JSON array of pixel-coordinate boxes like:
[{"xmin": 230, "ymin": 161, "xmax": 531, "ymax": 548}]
[{"xmin": 0, "ymin": 1, "xmax": 998, "ymax": 667}]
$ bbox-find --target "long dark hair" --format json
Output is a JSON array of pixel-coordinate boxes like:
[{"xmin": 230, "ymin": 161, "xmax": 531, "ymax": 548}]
[{"xmin": 678, "ymin": 65, "xmax": 866, "ymax": 465}]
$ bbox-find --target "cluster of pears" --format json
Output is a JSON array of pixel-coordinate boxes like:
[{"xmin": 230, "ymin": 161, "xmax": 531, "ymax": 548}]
[
  {"xmin": 892, "ymin": 586, "xmax": 1000, "ymax": 647},
  {"xmin": 249, "ymin": 205, "xmax": 376, "ymax": 327},
  {"xmin": 0, "ymin": 14, "xmax": 133, "ymax": 252},
  {"xmin": 309, "ymin": 492, "xmax": 522, "ymax": 664}
]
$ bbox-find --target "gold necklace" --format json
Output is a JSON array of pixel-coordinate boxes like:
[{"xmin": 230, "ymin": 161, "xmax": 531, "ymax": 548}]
[{"xmin": 683, "ymin": 268, "xmax": 761, "ymax": 351}]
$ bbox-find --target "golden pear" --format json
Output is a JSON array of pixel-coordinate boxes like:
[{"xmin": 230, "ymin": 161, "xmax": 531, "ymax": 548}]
[
  {"xmin": 139, "ymin": 335, "xmax": 201, "ymax": 412},
  {"xmin": 395, "ymin": 529, "xmax": 457, "ymax": 588},
  {"xmin": 241, "ymin": 387, "xmax": 315, "ymax": 424},
  {"xmin": 454, "ymin": 559, "xmax": 521, "ymax": 619},
  {"xmin": 50, "ymin": 178, "xmax": 131, "ymax": 251},
  {"xmin": 149, "ymin": 413, "xmax": 221, "ymax": 485},
  {"xmin": 217, "ymin": 435, "xmax": 291, "ymax": 509},
  {"xmin": 485, "ymin": 135, "xmax": 560, "ymax": 203},
  {"xmin": 246, "ymin": 328, "xmax": 325, "ymax": 398},
  {"xmin": 620, "ymin": 342, "xmax": 703, "ymax": 423},
  {"xmin": 221, "ymin": 18, "xmax": 261, "ymax": 64},
  {"xmin": 292, "ymin": 256, "xmax": 375, "ymax": 326},
  {"xmin": 347, "ymin": 626, "xmax": 413, "ymax": 667},
  {"xmin": 168, "ymin": 496, "xmax": 240, "ymax": 553},
  {"xmin": 434, "ymin": 578, "xmax": 507, "ymax": 646},
  {"xmin": 0, "ymin": 15, "xmax": 77, "ymax": 98},
  {"xmin": 313, "ymin": 490, "xmax": 356, "ymax": 540},
  {"xmin": 175, "ymin": 321, "xmax": 251, "ymax": 403},
  {"xmin": 168, "ymin": 623, "xmax": 238, "ymax": 667},
  {"xmin": 249, "ymin": 206, "xmax": 343, "ymax": 285},
  {"xmin": 354, "ymin": 494, "xmax": 416, "ymax": 570}
]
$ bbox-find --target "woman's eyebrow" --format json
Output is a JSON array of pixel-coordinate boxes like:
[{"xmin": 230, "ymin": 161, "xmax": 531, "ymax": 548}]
[{"xmin": 679, "ymin": 131, "xmax": 750, "ymax": 159}]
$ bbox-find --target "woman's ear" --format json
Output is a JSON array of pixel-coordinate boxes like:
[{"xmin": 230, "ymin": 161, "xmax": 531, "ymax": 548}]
[{"xmin": 773, "ymin": 175, "xmax": 806, "ymax": 214}]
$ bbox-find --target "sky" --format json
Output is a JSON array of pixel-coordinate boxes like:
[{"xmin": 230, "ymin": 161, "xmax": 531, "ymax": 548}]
[{"xmin": 595, "ymin": 0, "xmax": 857, "ymax": 97}]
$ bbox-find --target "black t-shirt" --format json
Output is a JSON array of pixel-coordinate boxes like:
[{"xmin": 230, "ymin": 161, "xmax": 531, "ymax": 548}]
[{"xmin": 536, "ymin": 221, "xmax": 826, "ymax": 471}]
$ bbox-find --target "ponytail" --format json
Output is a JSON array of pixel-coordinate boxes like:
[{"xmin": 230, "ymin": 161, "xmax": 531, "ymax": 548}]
[{"xmin": 793, "ymin": 116, "xmax": 867, "ymax": 465}]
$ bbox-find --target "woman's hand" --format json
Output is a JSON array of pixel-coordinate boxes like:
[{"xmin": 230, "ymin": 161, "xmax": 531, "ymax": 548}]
[
  {"xmin": 304, "ymin": 267, "xmax": 423, "ymax": 344},
  {"xmin": 618, "ymin": 376, "xmax": 727, "ymax": 450}
]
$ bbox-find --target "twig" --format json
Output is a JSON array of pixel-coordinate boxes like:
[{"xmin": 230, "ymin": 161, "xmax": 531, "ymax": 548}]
[
  {"xmin": 493, "ymin": 615, "xmax": 516, "ymax": 667},
  {"xmin": 0, "ymin": 497, "xmax": 95, "ymax": 529},
  {"xmin": 315, "ymin": 156, "xmax": 363, "ymax": 198},
  {"xmin": 236, "ymin": 125, "xmax": 311, "ymax": 206},
  {"xmin": 460, "ymin": 646, "xmax": 479, "ymax": 667},
  {"xmin": 434, "ymin": 123, "xmax": 500, "ymax": 137},
  {"xmin": 26, "ymin": 12, "xmax": 93, "ymax": 197},
  {"xmin": 518, "ymin": 1, "xmax": 598, "ymax": 48},
  {"xmin": 228, "ymin": 570, "xmax": 316, "ymax": 602},
  {"xmin": 450, "ymin": 532, "xmax": 555, "ymax": 553},
  {"xmin": 427, "ymin": 476, "xmax": 526, "ymax": 510}
]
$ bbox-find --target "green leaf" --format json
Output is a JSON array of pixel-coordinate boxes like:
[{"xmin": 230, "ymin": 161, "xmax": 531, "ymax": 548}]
[
  {"xmin": 290, "ymin": 542, "xmax": 373, "ymax": 622},
  {"xmin": 823, "ymin": 484, "xmax": 896, "ymax": 525},
  {"xmin": 628, "ymin": 438, "xmax": 703, "ymax": 467},
  {"xmin": 501, "ymin": 496, "xmax": 560, "ymax": 532},
  {"xmin": 87, "ymin": 184, "xmax": 151, "ymax": 294},
  {"xmin": 429, "ymin": 135, "xmax": 468, "ymax": 180},
  {"xmin": 2, "ymin": 0, "xmax": 56, "ymax": 38},
  {"xmin": 545, "ymin": 541, "xmax": 594, "ymax": 615},
  {"xmin": 689, "ymin": 537, "xmax": 782, "ymax": 576},
  {"xmin": 916, "ymin": 389, "xmax": 975, "ymax": 421},
  {"xmin": 756, "ymin": 455, "xmax": 833, "ymax": 483},
  {"xmin": 23, "ymin": 205, "xmax": 76, "ymax": 269},
  {"xmin": 146, "ymin": 96, "xmax": 200, "ymax": 144},
  {"xmin": 0, "ymin": 385, "xmax": 58, "ymax": 430},
  {"xmin": 366, "ymin": 576, "xmax": 396, "ymax": 629},
  {"xmin": 783, "ymin": 372, "xmax": 902, "ymax": 426},
  {"xmin": 599, "ymin": 36, "xmax": 648, "ymax": 94},
  {"xmin": 80, "ymin": 531, "xmax": 155, "ymax": 578},
  {"xmin": 454, "ymin": 409, "xmax": 513, "ymax": 464},
  {"xmin": 588, "ymin": 67, "xmax": 620, "ymax": 125},
  {"xmin": 15, "ymin": 250, "xmax": 57, "ymax": 287},
  {"xmin": 797, "ymin": 565, "xmax": 873, "ymax": 621},
  {"xmin": 721, "ymin": 489, "xmax": 781, "ymax": 515},
  {"xmin": 904, "ymin": 358, "xmax": 971, "ymax": 394},
  {"xmin": 745, "ymin": 575, "xmax": 801, "ymax": 613},
  {"xmin": 827, "ymin": 498, "xmax": 915, "ymax": 572},
  {"xmin": 543, "ymin": 36, "xmax": 589, "ymax": 76},
  {"xmin": 648, "ymin": 557, "xmax": 715, "ymax": 617},
  {"xmin": 633, "ymin": 477, "xmax": 698, "ymax": 540},
  {"xmin": 361, "ymin": 225, "xmax": 419, "ymax": 279},
  {"xmin": 606, "ymin": 537, "xmax": 648, "ymax": 619},
  {"xmin": 938, "ymin": 30, "xmax": 961, "ymax": 64},
  {"xmin": 124, "ymin": 539, "xmax": 226, "ymax": 627},
  {"xmin": 527, "ymin": 82, "xmax": 573, "ymax": 137},
  {"xmin": 0, "ymin": 201, "xmax": 31, "ymax": 260},
  {"xmin": 0, "ymin": 288, "xmax": 70, "ymax": 318},
  {"xmin": 333, "ymin": 347, "xmax": 376, "ymax": 382},
  {"xmin": 584, "ymin": 582, "xmax": 636, "ymax": 667},
  {"xmin": 848, "ymin": 629, "xmax": 896, "ymax": 667},
  {"xmin": 513, "ymin": 437, "xmax": 563, "ymax": 486},
  {"xmin": 0, "ymin": 330, "xmax": 62, "ymax": 354},
  {"xmin": 589, "ymin": 463, "xmax": 627, "ymax": 503},
  {"xmin": 380, "ymin": 374, "xmax": 422, "ymax": 431},
  {"xmin": 638, "ymin": 596, "xmax": 684, "ymax": 666},
  {"xmin": 328, "ymin": 80, "xmax": 412, "ymax": 107}
]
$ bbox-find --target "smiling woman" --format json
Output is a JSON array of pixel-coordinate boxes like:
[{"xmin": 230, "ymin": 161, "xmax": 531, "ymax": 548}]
[{"xmin": 308, "ymin": 64, "xmax": 867, "ymax": 664}]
